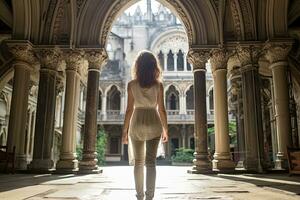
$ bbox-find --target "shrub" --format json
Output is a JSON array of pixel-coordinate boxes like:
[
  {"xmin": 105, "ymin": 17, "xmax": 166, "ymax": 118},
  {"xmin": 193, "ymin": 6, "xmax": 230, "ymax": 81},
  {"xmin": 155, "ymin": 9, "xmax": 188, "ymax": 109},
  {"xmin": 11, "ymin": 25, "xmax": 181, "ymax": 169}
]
[
  {"xmin": 171, "ymin": 148, "xmax": 194, "ymax": 163},
  {"xmin": 96, "ymin": 127, "xmax": 107, "ymax": 165}
]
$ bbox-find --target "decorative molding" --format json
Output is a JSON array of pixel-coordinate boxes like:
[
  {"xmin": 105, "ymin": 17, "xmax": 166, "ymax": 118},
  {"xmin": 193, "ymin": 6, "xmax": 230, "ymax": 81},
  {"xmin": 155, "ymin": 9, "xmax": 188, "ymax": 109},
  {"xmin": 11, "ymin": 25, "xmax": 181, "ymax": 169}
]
[
  {"xmin": 236, "ymin": 44, "xmax": 262, "ymax": 66},
  {"xmin": 64, "ymin": 50, "xmax": 85, "ymax": 72},
  {"xmin": 84, "ymin": 49, "xmax": 108, "ymax": 70},
  {"xmin": 264, "ymin": 43, "xmax": 292, "ymax": 64},
  {"xmin": 229, "ymin": 0, "xmax": 243, "ymax": 40},
  {"xmin": 6, "ymin": 41, "xmax": 37, "ymax": 65},
  {"xmin": 210, "ymin": 48, "xmax": 229, "ymax": 72},
  {"xmin": 35, "ymin": 48, "xmax": 62, "ymax": 70},
  {"xmin": 187, "ymin": 48, "xmax": 210, "ymax": 71}
]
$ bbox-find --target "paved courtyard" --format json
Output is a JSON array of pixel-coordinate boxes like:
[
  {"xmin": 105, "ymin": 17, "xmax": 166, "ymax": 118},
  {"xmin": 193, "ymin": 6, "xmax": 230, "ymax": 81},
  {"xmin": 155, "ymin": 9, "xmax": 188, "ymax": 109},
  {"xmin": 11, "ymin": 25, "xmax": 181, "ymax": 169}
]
[{"xmin": 0, "ymin": 166, "xmax": 300, "ymax": 200}]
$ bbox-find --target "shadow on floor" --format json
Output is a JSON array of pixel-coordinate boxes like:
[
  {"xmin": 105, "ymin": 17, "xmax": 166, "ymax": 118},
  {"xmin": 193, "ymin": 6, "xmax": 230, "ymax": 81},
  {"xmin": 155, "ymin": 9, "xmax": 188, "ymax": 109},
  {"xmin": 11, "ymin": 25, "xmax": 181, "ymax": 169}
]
[{"xmin": 214, "ymin": 173, "xmax": 300, "ymax": 195}]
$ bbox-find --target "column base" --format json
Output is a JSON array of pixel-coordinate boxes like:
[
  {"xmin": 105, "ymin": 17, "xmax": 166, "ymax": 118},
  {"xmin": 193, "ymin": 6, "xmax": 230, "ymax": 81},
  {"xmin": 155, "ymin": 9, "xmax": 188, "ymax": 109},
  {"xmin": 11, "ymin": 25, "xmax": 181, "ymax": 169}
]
[
  {"xmin": 235, "ymin": 160, "xmax": 246, "ymax": 170},
  {"xmin": 16, "ymin": 154, "xmax": 28, "ymax": 170},
  {"xmin": 212, "ymin": 159, "xmax": 235, "ymax": 172},
  {"xmin": 187, "ymin": 156, "xmax": 212, "ymax": 174},
  {"xmin": 79, "ymin": 159, "xmax": 102, "ymax": 174},
  {"xmin": 28, "ymin": 159, "xmax": 55, "ymax": 172},
  {"xmin": 55, "ymin": 159, "xmax": 79, "ymax": 174},
  {"xmin": 274, "ymin": 158, "xmax": 288, "ymax": 170}
]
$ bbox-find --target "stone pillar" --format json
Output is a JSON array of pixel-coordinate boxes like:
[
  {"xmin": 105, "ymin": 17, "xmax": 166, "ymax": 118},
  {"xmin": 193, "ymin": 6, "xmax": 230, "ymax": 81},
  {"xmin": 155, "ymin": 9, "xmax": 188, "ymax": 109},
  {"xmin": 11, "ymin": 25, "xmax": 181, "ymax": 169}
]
[
  {"xmin": 210, "ymin": 49, "xmax": 235, "ymax": 171},
  {"xmin": 228, "ymin": 61, "xmax": 245, "ymax": 169},
  {"xmin": 174, "ymin": 54, "xmax": 178, "ymax": 71},
  {"xmin": 187, "ymin": 48, "xmax": 211, "ymax": 173},
  {"xmin": 236, "ymin": 45, "xmax": 264, "ymax": 172},
  {"xmin": 79, "ymin": 49, "xmax": 107, "ymax": 174},
  {"xmin": 265, "ymin": 43, "xmax": 292, "ymax": 169},
  {"xmin": 29, "ymin": 48, "xmax": 61, "ymax": 171},
  {"xmin": 184, "ymin": 53, "xmax": 187, "ymax": 71},
  {"xmin": 164, "ymin": 53, "xmax": 167, "ymax": 71},
  {"xmin": 120, "ymin": 92, "xmax": 125, "ymax": 115},
  {"xmin": 102, "ymin": 94, "xmax": 107, "ymax": 120},
  {"xmin": 56, "ymin": 50, "xmax": 84, "ymax": 173},
  {"xmin": 6, "ymin": 41, "xmax": 35, "ymax": 170}
]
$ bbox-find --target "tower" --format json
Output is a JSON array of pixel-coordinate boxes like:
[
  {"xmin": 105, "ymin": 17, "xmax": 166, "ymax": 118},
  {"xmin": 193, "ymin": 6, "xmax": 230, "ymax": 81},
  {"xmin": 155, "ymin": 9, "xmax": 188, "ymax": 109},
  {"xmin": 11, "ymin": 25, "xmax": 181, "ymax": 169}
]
[{"xmin": 147, "ymin": 0, "xmax": 152, "ymax": 22}]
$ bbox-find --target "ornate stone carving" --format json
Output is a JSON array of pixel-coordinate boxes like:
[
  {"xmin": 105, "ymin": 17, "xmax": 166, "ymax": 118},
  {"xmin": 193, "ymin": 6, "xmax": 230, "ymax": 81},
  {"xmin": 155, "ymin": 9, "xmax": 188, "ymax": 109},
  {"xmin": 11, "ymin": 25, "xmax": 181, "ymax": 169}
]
[
  {"xmin": 210, "ymin": 48, "xmax": 229, "ymax": 72},
  {"xmin": 227, "ymin": 54, "xmax": 241, "ymax": 73},
  {"xmin": 35, "ymin": 48, "xmax": 62, "ymax": 70},
  {"xmin": 187, "ymin": 48, "xmax": 210, "ymax": 71},
  {"xmin": 229, "ymin": 0, "xmax": 243, "ymax": 40},
  {"xmin": 85, "ymin": 49, "xmax": 108, "ymax": 70},
  {"xmin": 7, "ymin": 42, "xmax": 37, "ymax": 65},
  {"xmin": 64, "ymin": 50, "xmax": 85, "ymax": 72},
  {"xmin": 264, "ymin": 43, "xmax": 292, "ymax": 64},
  {"xmin": 236, "ymin": 45, "xmax": 262, "ymax": 66}
]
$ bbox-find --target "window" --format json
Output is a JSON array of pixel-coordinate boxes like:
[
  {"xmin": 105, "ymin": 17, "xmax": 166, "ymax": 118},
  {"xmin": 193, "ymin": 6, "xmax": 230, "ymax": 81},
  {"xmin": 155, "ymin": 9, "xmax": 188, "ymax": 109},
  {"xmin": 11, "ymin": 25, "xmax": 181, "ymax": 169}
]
[
  {"xmin": 177, "ymin": 50, "xmax": 184, "ymax": 71},
  {"xmin": 158, "ymin": 51, "xmax": 164, "ymax": 69},
  {"xmin": 107, "ymin": 86, "xmax": 121, "ymax": 110},
  {"xmin": 167, "ymin": 50, "xmax": 174, "ymax": 71},
  {"xmin": 186, "ymin": 86, "xmax": 194, "ymax": 109},
  {"xmin": 166, "ymin": 85, "xmax": 179, "ymax": 110}
]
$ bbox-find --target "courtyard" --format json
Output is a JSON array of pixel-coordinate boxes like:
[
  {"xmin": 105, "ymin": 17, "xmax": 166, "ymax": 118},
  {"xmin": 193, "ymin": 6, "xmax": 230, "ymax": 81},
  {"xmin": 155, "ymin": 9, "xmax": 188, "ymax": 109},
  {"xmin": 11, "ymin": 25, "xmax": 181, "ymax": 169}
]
[{"xmin": 0, "ymin": 166, "xmax": 300, "ymax": 200}]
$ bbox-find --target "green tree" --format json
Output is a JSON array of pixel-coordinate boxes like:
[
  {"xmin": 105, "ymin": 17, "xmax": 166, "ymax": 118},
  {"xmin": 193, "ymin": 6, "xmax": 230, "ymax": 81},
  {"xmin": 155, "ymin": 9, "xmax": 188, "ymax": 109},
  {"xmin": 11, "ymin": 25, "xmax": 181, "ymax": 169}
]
[{"xmin": 96, "ymin": 127, "xmax": 107, "ymax": 165}]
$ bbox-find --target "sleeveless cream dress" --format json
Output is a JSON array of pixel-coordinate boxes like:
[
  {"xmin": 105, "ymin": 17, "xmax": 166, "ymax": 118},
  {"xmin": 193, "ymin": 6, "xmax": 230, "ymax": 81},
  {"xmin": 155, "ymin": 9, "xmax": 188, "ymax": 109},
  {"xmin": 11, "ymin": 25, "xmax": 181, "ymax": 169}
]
[{"xmin": 127, "ymin": 80, "xmax": 164, "ymax": 165}]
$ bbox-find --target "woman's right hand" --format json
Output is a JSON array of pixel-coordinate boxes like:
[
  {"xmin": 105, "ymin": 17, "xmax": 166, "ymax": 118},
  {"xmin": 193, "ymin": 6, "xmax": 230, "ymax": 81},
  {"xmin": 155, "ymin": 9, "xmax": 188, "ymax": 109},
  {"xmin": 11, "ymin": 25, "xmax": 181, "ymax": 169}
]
[{"xmin": 162, "ymin": 130, "xmax": 168, "ymax": 143}]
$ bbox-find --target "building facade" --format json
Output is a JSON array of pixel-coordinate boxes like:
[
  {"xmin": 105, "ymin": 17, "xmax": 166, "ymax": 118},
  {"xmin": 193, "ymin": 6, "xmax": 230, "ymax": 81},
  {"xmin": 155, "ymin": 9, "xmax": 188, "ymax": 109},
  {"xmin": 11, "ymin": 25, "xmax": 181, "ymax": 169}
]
[{"xmin": 0, "ymin": 0, "xmax": 300, "ymax": 174}]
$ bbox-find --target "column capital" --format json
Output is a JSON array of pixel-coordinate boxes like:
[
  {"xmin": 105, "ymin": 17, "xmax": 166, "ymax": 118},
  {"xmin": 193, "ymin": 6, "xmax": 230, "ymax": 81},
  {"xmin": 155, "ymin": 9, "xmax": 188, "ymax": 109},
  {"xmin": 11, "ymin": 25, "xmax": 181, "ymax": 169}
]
[
  {"xmin": 35, "ymin": 48, "xmax": 63, "ymax": 71},
  {"xmin": 264, "ymin": 42, "xmax": 292, "ymax": 64},
  {"xmin": 210, "ymin": 48, "xmax": 229, "ymax": 73},
  {"xmin": 64, "ymin": 50, "xmax": 85, "ymax": 72},
  {"xmin": 236, "ymin": 45, "xmax": 262, "ymax": 67},
  {"xmin": 187, "ymin": 48, "xmax": 210, "ymax": 71},
  {"xmin": 6, "ymin": 41, "xmax": 37, "ymax": 66},
  {"xmin": 84, "ymin": 49, "xmax": 108, "ymax": 70}
]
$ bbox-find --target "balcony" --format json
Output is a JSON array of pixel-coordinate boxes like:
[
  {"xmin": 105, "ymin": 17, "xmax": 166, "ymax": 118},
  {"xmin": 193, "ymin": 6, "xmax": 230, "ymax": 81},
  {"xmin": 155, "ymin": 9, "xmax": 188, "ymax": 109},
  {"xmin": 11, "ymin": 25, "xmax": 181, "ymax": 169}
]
[{"xmin": 77, "ymin": 108, "xmax": 226, "ymax": 124}]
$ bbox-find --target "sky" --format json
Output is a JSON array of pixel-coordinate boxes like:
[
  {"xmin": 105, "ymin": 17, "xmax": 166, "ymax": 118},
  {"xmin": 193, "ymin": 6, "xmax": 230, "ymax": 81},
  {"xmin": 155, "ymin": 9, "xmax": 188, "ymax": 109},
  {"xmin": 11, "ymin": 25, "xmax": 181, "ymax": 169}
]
[{"xmin": 125, "ymin": 0, "xmax": 169, "ymax": 15}]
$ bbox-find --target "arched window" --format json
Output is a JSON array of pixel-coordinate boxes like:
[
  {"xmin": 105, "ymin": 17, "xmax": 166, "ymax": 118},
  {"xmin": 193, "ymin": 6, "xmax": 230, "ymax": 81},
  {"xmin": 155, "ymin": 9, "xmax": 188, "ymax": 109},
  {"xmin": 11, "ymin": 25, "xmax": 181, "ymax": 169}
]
[
  {"xmin": 167, "ymin": 50, "xmax": 174, "ymax": 71},
  {"xmin": 98, "ymin": 91, "xmax": 102, "ymax": 110},
  {"xmin": 158, "ymin": 51, "xmax": 164, "ymax": 70},
  {"xmin": 177, "ymin": 50, "xmax": 184, "ymax": 71},
  {"xmin": 186, "ymin": 86, "xmax": 194, "ymax": 110},
  {"xmin": 166, "ymin": 85, "xmax": 179, "ymax": 110},
  {"xmin": 107, "ymin": 86, "xmax": 121, "ymax": 110},
  {"xmin": 209, "ymin": 89, "xmax": 214, "ymax": 111}
]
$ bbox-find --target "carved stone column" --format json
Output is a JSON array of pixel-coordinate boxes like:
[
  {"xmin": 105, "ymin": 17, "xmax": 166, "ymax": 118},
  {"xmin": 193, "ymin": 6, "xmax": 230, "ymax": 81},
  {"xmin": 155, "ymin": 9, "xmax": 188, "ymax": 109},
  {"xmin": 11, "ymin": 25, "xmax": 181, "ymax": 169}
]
[
  {"xmin": 79, "ymin": 49, "xmax": 107, "ymax": 174},
  {"xmin": 56, "ymin": 50, "xmax": 84, "ymax": 173},
  {"xmin": 210, "ymin": 49, "xmax": 235, "ymax": 171},
  {"xmin": 187, "ymin": 48, "xmax": 211, "ymax": 173},
  {"xmin": 29, "ymin": 48, "xmax": 61, "ymax": 171},
  {"xmin": 236, "ymin": 45, "xmax": 264, "ymax": 172},
  {"xmin": 228, "ymin": 55, "xmax": 245, "ymax": 168},
  {"xmin": 265, "ymin": 43, "xmax": 292, "ymax": 169},
  {"xmin": 6, "ymin": 41, "xmax": 36, "ymax": 170},
  {"xmin": 101, "ymin": 94, "xmax": 107, "ymax": 120}
]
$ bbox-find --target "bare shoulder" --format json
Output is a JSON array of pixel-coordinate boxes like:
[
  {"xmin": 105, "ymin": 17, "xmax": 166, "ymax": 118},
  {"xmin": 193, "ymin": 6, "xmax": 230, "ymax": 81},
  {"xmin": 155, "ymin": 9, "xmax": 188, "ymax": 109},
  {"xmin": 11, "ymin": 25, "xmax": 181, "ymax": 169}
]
[
  {"xmin": 127, "ymin": 80, "xmax": 136, "ymax": 88},
  {"xmin": 157, "ymin": 81, "xmax": 163, "ymax": 89}
]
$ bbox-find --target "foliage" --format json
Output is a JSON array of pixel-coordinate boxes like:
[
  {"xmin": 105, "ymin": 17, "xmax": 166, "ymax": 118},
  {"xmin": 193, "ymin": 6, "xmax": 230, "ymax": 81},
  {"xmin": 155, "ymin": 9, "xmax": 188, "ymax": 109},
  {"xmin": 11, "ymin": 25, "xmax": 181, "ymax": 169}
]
[
  {"xmin": 76, "ymin": 144, "xmax": 83, "ymax": 160},
  {"xmin": 75, "ymin": 126, "xmax": 107, "ymax": 165},
  {"xmin": 96, "ymin": 127, "xmax": 108, "ymax": 165},
  {"xmin": 207, "ymin": 121, "xmax": 237, "ymax": 145},
  {"xmin": 171, "ymin": 148, "xmax": 194, "ymax": 163}
]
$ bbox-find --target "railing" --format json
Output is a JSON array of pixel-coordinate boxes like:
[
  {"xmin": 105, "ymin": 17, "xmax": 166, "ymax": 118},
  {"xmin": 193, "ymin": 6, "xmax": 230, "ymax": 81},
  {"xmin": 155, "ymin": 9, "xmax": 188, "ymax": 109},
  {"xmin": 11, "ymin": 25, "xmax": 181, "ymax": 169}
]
[{"xmin": 78, "ymin": 109, "xmax": 235, "ymax": 123}]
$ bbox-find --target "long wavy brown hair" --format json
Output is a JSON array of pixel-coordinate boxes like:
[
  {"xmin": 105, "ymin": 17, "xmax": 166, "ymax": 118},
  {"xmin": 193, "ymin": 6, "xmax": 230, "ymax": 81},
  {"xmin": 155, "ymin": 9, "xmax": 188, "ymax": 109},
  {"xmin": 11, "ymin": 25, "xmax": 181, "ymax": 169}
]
[{"xmin": 132, "ymin": 50, "xmax": 162, "ymax": 88}]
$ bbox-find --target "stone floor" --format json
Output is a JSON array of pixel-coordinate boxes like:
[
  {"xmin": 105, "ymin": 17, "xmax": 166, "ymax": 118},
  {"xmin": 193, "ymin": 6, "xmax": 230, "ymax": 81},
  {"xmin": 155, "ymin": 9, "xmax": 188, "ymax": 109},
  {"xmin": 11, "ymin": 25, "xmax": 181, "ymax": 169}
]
[{"xmin": 0, "ymin": 166, "xmax": 300, "ymax": 200}]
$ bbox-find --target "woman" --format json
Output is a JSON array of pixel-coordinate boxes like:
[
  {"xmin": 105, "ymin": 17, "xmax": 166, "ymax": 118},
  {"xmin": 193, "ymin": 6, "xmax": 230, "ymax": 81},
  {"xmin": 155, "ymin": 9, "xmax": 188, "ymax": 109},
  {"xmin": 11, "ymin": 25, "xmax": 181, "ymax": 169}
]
[{"xmin": 122, "ymin": 50, "xmax": 168, "ymax": 200}]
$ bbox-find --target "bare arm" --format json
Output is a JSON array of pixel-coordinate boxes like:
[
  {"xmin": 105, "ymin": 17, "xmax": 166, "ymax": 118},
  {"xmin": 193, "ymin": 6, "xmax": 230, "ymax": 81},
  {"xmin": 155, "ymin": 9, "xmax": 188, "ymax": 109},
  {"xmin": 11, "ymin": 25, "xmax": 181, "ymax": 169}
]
[
  {"xmin": 122, "ymin": 82, "xmax": 134, "ymax": 144},
  {"xmin": 157, "ymin": 82, "xmax": 168, "ymax": 142}
]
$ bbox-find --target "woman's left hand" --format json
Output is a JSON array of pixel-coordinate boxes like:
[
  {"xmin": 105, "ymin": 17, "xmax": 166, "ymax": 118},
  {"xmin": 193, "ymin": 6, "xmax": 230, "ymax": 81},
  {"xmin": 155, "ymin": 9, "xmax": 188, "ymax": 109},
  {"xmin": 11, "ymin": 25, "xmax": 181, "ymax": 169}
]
[{"xmin": 122, "ymin": 133, "xmax": 128, "ymax": 144}]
